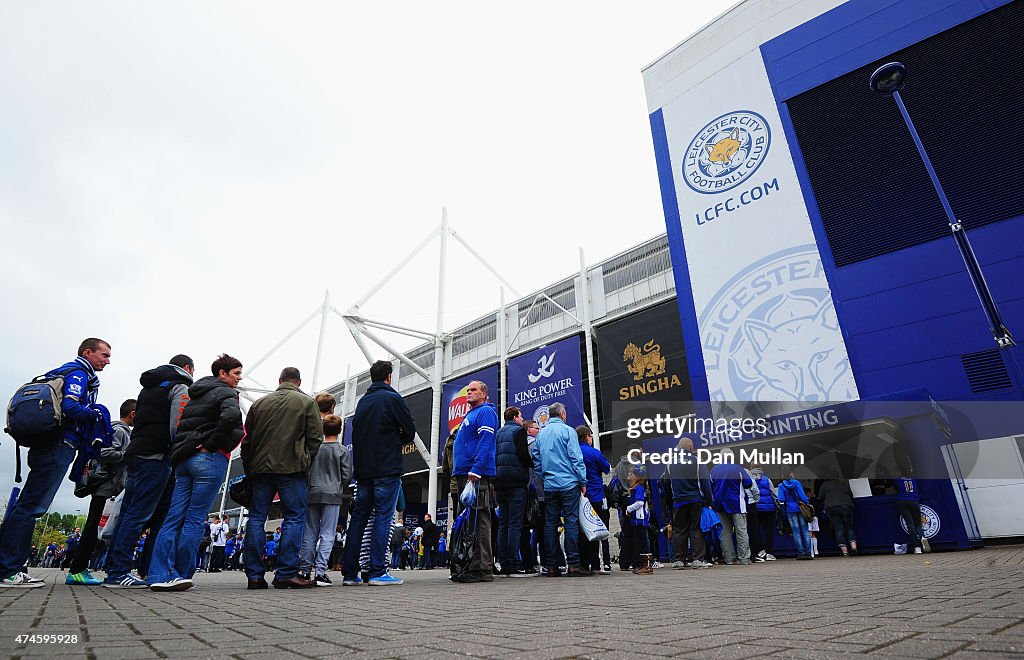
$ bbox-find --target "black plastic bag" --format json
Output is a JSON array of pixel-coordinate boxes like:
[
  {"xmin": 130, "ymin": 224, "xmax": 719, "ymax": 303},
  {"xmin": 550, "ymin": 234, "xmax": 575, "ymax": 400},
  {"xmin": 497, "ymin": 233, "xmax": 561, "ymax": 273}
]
[{"xmin": 449, "ymin": 507, "xmax": 477, "ymax": 581}]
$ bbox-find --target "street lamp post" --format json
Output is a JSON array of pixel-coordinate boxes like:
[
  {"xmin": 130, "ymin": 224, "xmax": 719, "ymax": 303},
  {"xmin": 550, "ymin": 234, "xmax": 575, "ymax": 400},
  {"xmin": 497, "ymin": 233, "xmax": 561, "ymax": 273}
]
[{"xmin": 869, "ymin": 62, "xmax": 1016, "ymax": 351}]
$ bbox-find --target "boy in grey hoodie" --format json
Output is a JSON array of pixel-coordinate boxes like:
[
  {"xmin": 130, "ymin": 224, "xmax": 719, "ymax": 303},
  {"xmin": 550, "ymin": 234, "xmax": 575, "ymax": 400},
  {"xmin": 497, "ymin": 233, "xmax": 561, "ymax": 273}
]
[{"xmin": 299, "ymin": 415, "xmax": 353, "ymax": 585}]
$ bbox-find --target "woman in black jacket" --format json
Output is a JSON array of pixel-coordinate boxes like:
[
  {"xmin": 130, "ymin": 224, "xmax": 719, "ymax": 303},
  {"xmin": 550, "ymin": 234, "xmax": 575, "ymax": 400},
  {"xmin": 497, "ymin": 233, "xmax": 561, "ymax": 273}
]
[{"xmin": 147, "ymin": 354, "xmax": 244, "ymax": 592}]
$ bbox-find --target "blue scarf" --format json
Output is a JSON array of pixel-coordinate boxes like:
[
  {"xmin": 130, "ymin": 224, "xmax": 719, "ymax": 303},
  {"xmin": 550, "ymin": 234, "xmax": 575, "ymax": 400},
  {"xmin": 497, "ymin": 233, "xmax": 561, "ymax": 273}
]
[{"xmin": 69, "ymin": 403, "xmax": 114, "ymax": 485}]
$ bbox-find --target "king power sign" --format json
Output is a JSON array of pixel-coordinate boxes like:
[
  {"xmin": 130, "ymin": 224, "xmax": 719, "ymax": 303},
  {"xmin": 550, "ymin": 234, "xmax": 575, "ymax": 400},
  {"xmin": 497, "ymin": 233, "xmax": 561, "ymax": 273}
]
[
  {"xmin": 654, "ymin": 48, "xmax": 859, "ymax": 411},
  {"xmin": 507, "ymin": 335, "xmax": 585, "ymax": 428}
]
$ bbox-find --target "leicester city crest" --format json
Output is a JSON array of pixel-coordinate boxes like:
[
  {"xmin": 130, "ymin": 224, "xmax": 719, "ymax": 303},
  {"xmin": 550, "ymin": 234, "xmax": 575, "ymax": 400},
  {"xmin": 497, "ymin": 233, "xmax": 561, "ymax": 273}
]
[{"xmin": 683, "ymin": 110, "xmax": 771, "ymax": 194}]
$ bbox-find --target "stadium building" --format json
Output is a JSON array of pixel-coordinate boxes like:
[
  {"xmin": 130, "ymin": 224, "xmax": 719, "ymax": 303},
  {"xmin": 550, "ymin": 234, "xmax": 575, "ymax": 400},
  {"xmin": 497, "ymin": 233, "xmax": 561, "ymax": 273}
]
[{"xmin": 222, "ymin": 0, "xmax": 1024, "ymax": 551}]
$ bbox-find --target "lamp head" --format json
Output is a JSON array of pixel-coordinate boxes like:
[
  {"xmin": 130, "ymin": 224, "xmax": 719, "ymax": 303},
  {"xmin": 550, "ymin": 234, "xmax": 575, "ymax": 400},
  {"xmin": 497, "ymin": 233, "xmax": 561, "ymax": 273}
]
[{"xmin": 870, "ymin": 61, "xmax": 907, "ymax": 94}]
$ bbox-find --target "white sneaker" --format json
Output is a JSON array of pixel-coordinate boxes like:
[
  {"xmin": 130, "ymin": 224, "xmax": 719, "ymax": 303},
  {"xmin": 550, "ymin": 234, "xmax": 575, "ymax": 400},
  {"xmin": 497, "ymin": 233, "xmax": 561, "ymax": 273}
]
[
  {"xmin": 652, "ymin": 561, "xmax": 664, "ymax": 569},
  {"xmin": 921, "ymin": 538, "xmax": 931, "ymax": 553},
  {"xmin": 689, "ymin": 560, "xmax": 713, "ymax": 569},
  {"xmin": 0, "ymin": 573, "xmax": 45, "ymax": 588},
  {"xmin": 150, "ymin": 577, "xmax": 193, "ymax": 592},
  {"xmin": 764, "ymin": 553, "xmax": 777, "ymax": 561},
  {"xmin": 914, "ymin": 547, "xmax": 923, "ymax": 554}
]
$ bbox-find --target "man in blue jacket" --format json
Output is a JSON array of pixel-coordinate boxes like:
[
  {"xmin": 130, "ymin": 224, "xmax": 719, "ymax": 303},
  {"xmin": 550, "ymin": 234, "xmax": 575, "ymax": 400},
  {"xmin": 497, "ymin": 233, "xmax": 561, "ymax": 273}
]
[
  {"xmin": 710, "ymin": 449, "xmax": 753, "ymax": 565},
  {"xmin": 343, "ymin": 360, "xmax": 415, "ymax": 586},
  {"xmin": 530, "ymin": 402, "xmax": 590, "ymax": 577},
  {"xmin": 451, "ymin": 381, "xmax": 499, "ymax": 583},
  {"xmin": 0, "ymin": 338, "xmax": 112, "ymax": 588}
]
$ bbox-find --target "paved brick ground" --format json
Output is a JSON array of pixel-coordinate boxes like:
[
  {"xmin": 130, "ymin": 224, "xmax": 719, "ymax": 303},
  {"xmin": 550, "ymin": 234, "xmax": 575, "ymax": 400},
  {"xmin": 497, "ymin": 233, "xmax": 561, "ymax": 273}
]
[{"xmin": 1, "ymin": 545, "xmax": 1023, "ymax": 659}]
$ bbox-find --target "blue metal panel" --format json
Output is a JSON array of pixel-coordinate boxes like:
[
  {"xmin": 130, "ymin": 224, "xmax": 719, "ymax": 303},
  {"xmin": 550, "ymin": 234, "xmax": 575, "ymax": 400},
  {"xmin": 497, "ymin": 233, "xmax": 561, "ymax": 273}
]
[
  {"xmin": 650, "ymin": 109, "xmax": 711, "ymax": 405},
  {"xmin": 762, "ymin": 0, "xmax": 1013, "ymax": 102},
  {"xmin": 762, "ymin": 0, "xmax": 1023, "ymax": 402}
]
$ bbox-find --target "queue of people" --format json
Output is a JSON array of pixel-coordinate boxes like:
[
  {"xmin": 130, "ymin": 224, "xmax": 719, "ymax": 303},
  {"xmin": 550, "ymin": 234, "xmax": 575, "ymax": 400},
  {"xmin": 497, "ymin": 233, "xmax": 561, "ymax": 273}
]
[{"xmin": 0, "ymin": 339, "xmax": 933, "ymax": 591}]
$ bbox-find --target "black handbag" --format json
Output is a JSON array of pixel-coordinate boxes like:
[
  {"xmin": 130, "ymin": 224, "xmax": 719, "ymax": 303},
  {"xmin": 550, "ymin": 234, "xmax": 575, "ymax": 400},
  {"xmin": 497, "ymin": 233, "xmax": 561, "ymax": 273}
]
[
  {"xmin": 74, "ymin": 460, "xmax": 114, "ymax": 498},
  {"xmin": 229, "ymin": 475, "xmax": 252, "ymax": 507}
]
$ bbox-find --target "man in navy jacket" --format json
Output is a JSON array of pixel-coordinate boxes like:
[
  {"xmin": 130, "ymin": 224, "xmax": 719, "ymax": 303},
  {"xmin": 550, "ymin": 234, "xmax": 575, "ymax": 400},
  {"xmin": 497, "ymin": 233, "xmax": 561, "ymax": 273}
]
[{"xmin": 343, "ymin": 360, "xmax": 415, "ymax": 586}]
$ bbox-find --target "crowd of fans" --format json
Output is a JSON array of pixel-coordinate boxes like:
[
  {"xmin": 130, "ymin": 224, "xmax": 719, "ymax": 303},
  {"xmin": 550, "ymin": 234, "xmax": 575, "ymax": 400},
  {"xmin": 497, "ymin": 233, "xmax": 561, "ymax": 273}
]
[{"xmin": 0, "ymin": 339, "xmax": 932, "ymax": 591}]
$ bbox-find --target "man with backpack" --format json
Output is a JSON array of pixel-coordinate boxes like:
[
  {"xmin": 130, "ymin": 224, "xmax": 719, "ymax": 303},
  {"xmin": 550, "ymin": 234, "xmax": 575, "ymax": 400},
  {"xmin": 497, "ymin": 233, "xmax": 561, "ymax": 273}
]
[
  {"xmin": 104, "ymin": 354, "xmax": 194, "ymax": 588},
  {"xmin": 0, "ymin": 338, "xmax": 112, "ymax": 588}
]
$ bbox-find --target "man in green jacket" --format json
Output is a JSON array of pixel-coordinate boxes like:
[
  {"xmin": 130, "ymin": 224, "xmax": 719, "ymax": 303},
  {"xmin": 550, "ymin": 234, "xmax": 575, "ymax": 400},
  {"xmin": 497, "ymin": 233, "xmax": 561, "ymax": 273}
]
[{"xmin": 241, "ymin": 367, "xmax": 322, "ymax": 589}]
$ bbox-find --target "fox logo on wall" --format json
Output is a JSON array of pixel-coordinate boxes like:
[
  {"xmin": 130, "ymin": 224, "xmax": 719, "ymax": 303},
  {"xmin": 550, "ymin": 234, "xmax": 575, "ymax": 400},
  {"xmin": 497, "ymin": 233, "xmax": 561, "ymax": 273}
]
[{"xmin": 698, "ymin": 245, "xmax": 859, "ymax": 411}]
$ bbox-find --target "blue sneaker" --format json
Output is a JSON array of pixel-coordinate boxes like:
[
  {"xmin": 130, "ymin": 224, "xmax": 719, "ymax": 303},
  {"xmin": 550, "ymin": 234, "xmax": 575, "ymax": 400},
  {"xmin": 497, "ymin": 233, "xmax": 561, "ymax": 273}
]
[
  {"xmin": 368, "ymin": 573, "xmax": 403, "ymax": 586},
  {"xmin": 66, "ymin": 570, "xmax": 103, "ymax": 586},
  {"xmin": 103, "ymin": 574, "xmax": 149, "ymax": 589},
  {"xmin": 341, "ymin": 576, "xmax": 364, "ymax": 586}
]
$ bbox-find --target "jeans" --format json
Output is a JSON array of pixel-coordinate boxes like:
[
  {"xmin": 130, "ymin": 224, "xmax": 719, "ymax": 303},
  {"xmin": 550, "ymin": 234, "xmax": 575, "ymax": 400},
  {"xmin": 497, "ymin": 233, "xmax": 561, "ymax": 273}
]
[
  {"xmin": 148, "ymin": 452, "xmax": 228, "ymax": 584},
  {"xmin": 0, "ymin": 440, "xmax": 76, "ymax": 579},
  {"xmin": 787, "ymin": 512, "xmax": 811, "ymax": 556},
  {"xmin": 718, "ymin": 511, "xmax": 750, "ymax": 563},
  {"xmin": 245, "ymin": 473, "xmax": 308, "ymax": 580},
  {"xmin": 495, "ymin": 487, "xmax": 526, "ymax": 572},
  {"xmin": 419, "ymin": 546, "xmax": 433, "ymax": 569},
  {"xmin": 299, "ymin": 503, "xmax": 340, "ymax": 576},
  {"xmin": 827, "ymin": 505, "xmax": 857, "ymax": 549},
  {"xmin": 105, "ymin": 456, "xmax": 172, "ymax": 580},
  {"xmin": 544, "ymin": 488, "xmax": 581, "ymax": 568},
  {"xmin": 343, "ymin": 477, "xmax": 401, "ymax": 580},
  {"xmin": 138, "ymin": 474, "xmax": 175, "ymax": 579},
  {"xmin": 897, "ymin": 501, "xmax": 923, "ymax": 549},
  {"xmin": 671, "ymin": 502, "xmax": 706, "ymax": 562}
]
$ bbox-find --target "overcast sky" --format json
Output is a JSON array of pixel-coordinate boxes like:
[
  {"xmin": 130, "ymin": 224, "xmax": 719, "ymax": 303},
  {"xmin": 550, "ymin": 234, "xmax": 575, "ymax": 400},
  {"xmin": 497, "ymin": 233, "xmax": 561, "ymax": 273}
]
[{"xmin": 0, "ymin": 2, "xmax": 727, "ymax": 516}]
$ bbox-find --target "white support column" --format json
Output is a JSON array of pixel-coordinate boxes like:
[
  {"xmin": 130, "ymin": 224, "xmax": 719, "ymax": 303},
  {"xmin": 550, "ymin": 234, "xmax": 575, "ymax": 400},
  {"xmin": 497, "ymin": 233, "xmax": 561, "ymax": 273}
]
[
  {"xmin": 498, "ymin": 287, "xmax": 507, "ymax": 413},
  {"xmin": 579, "ymin": 248, "xmax": 602, "ymax": 450},
  {"xmin": 427, "ymin": 208, "xmax": 448, "ymax": 520},
  {"xmin": 343, "ymin": 317, "xmax": 376, "ymax": 365},
  {"xmin": 311, "ymin": 290, "xmax": 330, "ymax": 393},
  {"xmin": 355, "ymin": 323, "xmax": 432, "ymax": 381},
  {"xmin": 247, "ymin": 308, "xmax": 320, "ymax": 376}
]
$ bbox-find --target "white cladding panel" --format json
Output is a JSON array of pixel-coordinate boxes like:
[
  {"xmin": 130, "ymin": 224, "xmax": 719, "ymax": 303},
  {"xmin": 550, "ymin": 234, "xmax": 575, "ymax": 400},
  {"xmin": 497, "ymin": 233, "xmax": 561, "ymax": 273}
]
[{"xmin": 645, "ymin": 0, "xmax": 857, "ymax": 408}]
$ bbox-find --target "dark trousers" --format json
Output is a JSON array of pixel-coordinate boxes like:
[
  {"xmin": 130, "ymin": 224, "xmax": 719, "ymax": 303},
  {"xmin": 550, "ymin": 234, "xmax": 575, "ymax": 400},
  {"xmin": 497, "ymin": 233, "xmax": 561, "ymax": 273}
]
[
  {"xmin": 69, "ymin": 496, "xmax": 107, "ymax": 574},
  {"xmin": 757, "ymin": 509, "xmax": 776, "ymax": 554},
  {"xmin": 210, "ymin": 546, "xmax": 226, "ymax": 570},
  {"xmin": 495, "ymin": 487, "xmax": 526, "ymax": 572},
  {"xmin": 633, "ymin": 524, "xmax": 651, "ymax": 561},
  {"xmin": 594, "ymin": 503, "xmax": 611, "ymax": 568},
  {"xmin": 617, "ymin": 511, "xmax": 635, "ymax": 569},
  {"xmin": 455, "ymin": 476, "xmax": 494, "ymax": 573},
  {"xmin": 578, "ymin": 499, "xmax": 605, "ymax": 571},
  {"xmin": 747, "ymin": 508, "xmax": 762, "ymax": 557},
  {"xmin": 898, "ymin": 501, "xmax": 923, "ymax": 549},
  {"xmin": 671, "ymin": 502, "xmax": 706, "ymax": 562}
]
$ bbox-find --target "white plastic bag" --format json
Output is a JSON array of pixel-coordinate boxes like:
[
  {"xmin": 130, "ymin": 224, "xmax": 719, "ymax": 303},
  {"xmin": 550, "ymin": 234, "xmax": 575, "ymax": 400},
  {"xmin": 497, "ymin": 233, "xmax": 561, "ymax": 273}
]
[
  {"xmin": 579, "ymin": 497, "xmax": 610, "ymax": 542},
  {"xmin": 99, "ymin": 496, "xmax": 122, "ymax": 541},
  {"xmin": 460, "ymin": 480, "xmax": 477, "ymax": 506},
  {"xmin": 894, "ymin": 543, "xmax": 908, "ymax": 555}
]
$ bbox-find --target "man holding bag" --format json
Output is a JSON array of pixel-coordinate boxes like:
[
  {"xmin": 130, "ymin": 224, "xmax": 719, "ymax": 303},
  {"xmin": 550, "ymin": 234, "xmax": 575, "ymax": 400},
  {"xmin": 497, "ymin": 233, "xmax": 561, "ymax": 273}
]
[{"xmin": 451, "ymin": 381, "xmax": 499, "ymax": 584}]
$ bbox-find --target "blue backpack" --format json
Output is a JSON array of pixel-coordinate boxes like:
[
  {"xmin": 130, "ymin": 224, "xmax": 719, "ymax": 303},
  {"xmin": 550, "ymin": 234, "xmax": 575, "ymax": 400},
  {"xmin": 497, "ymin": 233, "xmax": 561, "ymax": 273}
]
[{"xmin": 4, "ymin": 366, "xmax": 78, "ymax": 481}]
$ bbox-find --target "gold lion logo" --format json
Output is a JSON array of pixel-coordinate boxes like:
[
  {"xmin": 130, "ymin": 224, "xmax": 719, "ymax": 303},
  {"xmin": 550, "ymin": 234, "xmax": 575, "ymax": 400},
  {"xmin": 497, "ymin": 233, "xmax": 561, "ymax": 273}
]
[{"xmin": 623, "ymin": 340, "xmax": 666, "ymax": 381}]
